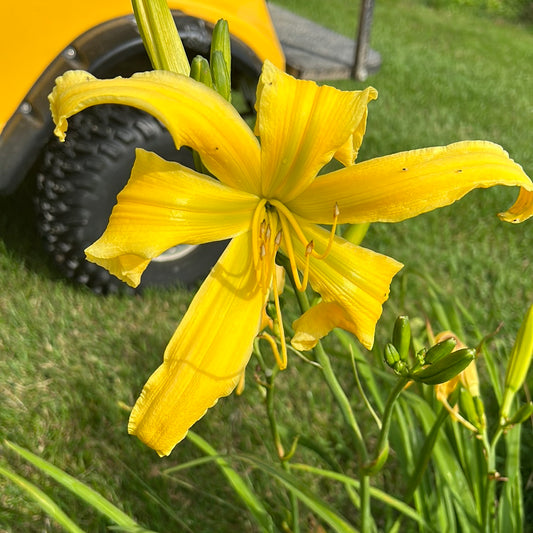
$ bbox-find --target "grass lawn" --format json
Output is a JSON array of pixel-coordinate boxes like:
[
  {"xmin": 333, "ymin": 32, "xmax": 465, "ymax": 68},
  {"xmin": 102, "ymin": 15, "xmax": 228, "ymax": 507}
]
[{"xmin": 1, "ymin": 0, "xmax": 532, "ymax": 530}]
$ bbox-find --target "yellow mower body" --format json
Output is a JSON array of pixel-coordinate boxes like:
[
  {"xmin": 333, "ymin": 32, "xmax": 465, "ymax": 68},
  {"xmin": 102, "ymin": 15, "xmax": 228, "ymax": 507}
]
[
  {"xmin": 1, "ymin": 0, "xmax": 284, "ymax": 131},
  {"xmin": 0, "ymin": 0, "xmax": 284, "ymax": 291}
]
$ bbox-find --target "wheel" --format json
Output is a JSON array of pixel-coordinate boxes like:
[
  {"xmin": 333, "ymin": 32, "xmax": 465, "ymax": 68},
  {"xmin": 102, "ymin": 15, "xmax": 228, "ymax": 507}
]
[{"xmin": 35, "ymin": 103, "xmax": 228, "ymax": 293}]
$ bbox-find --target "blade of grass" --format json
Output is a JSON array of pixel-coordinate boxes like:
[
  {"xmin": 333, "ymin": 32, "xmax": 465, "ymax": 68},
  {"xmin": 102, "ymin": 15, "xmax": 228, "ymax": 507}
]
[
  {"xmin": 498, "ymin": 423, "xmax": 524, "ymax": 532},
  {"xmin": 162, "ymin": 454, "xmax": 227, "ymax": 473},
  {"xmin": 4, "ymin": 441, "xmax": 150, "ymax": 532},
  {"xmin": 0, "ymin": 465, "xmax": 85, "ymax": 533},
  {"xmin": 237, "ymin": 455, "xmax": 359, "ymax": 533},
  {"xmin": 185, "ymin": 431, "xmax": 274, "ymax": 533},
  {"xmin": 410, "ymin": 402, "xmax": 479, "ymax": 528},
  {"xmin": 289, "ymin": 462, "xmax": 433, "ymax": 531},
  {"xmin": 334, "ymin": 329, "xmax": 386, "ymax": 411}
]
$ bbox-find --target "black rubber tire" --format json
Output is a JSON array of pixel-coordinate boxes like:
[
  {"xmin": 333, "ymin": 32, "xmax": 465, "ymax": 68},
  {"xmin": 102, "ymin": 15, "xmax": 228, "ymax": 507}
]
[{"xmin": 35, "ymin": 104, "xmax": 227, "ymax": 293}]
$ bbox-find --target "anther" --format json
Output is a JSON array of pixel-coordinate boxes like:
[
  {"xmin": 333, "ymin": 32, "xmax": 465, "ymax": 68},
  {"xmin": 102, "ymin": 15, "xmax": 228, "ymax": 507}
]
[
  {"xmin": 260, "ymin": 243, "xmax": 266, "ymax": 259},
  {"xmin": 251, "ymin": 198, "xmax": 268, "ymax": 280},
  {"xmin": 274, "ymin": 230, "xmax": 282, "ymax": 247},
  {"xmin": 306, "ymin": 241, "xmax": 314, "ymax": 256}
]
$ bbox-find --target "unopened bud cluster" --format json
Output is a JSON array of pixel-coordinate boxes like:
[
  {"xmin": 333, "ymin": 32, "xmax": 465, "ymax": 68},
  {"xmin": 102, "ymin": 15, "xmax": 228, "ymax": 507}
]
[
  {"xmin": 191, "ymin": 19, "xmax": 232, "ymax": 102},
  {"xmin": 384, "ymin": 316, "xmax": 475, "ymax": 385}
]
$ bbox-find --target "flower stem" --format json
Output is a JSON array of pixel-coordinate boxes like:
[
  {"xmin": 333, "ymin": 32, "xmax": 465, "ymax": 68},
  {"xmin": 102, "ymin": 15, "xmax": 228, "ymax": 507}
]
[
  {"xmin": 481, "ymin": 428, "xmax": 502, "ymax": 533},
  {"xmin": 364, "ymin": 376, "xmax": 409, "ymax": 474},
  {"xmin": 254, "ymin": 343, "xmax": 300, "ymax": 532},
  {"xmin": 284, "ymin": 264, "xmax": 373, "ymax": 530},
  {"xmin": 314, "ymin": 341, "xmax": 373, "ymax": 531}
]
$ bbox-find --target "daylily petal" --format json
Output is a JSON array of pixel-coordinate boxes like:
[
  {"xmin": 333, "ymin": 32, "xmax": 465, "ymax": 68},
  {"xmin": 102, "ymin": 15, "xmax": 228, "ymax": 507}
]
[
  {"xmin": 287, "ymin": 141, "xmax": 533, "ymax": 224},
  {"xmin": 333, "ymin": 89, "xmax": 375, "ymax": 167},
  {"xmin": 128, "ymin": 231, "xmax": 267, "ymax": 456},
  {"xmin": 49, "ymin": 70, "xmax": 262, "ymax": 194},
  {"xmin": 289, "ymin": 222, "xmax": 403, "ymax": 350},
  {"xmin": 85, "ymin": 149, "xmax": 258, "ymax": 287},
  {"xmin": 291, "ymin": 301, "xmax": 360, "ymax": 351},
  {"xmin": 254, "ymin": 60, "xmax": 377, "ymax": 201}
]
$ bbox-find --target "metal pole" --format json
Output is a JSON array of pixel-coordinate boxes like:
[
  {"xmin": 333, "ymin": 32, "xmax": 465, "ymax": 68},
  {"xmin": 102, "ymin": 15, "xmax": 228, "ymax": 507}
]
[{"xmin": 352, "ymin": 0, "xmax": 376, "ymax": 81}]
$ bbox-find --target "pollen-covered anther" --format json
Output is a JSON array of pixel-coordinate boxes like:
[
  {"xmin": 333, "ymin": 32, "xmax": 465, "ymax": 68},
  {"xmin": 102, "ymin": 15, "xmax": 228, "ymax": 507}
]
[{"xmin": 274, "ymin": 230, "xmax": 282, "ymax": 247}]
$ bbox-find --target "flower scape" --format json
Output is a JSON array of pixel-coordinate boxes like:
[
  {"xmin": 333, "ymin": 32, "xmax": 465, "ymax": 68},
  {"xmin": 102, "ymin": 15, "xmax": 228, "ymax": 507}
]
[{"xmin": 49, "ymin": 60, "xmax": 533, "ymax": 456}]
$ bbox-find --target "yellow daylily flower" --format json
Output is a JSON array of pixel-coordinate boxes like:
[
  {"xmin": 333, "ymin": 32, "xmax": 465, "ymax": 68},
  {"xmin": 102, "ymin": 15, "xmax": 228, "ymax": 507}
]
[{"xmin": 49, "ymin": 60, "xmax": 533, "ymax": 456}]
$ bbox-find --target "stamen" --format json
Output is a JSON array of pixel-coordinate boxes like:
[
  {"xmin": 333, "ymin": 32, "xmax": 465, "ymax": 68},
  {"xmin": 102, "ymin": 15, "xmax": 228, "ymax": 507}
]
[
  {"xmin": 278, "ymin": 215, "xmax": 308, "ymax": 292},
  {"xmin": 271, "ymin": 262, "xmax": 287, "ymax": 370},
  {"xmin": 299, "ymin": 241, "xmax": 313, "ymax": 290},
  {"xmin": 269, "ymin": 199, "xmax": 309, "ymax": 248},
  {"xmin": 251, "ymin": 198, "xmax": 268, "ymax": 277},
  {"xmin": 312, "ymin": 202, "xmax": 340, "ymax": 260},
  {"xmin": 261, "ymin": 219, "xmax": 280, "ymax": 295},
  {"xmin": 258, "ymin": 333, "xmax": 285, "ymax": 370},
  {"xmin": 269, "ymin": 198, "xmax": 339, "ymax": 261}
]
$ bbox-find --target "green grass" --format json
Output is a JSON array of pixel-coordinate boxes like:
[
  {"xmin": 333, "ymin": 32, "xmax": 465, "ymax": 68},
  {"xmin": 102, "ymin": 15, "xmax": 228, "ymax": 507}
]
[{"xmin": 1, "ymin": 0, "xmax": 532, "ymax": 531}]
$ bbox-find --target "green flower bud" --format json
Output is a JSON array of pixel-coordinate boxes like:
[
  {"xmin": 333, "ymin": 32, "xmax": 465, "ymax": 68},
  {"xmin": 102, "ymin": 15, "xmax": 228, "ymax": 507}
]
[
  {"xmin": 211, "ymin": 50, "xmax": 231, "ymax": 102},
  {"xmin": 384, "ymin": 343, "xmax": 400, "ymax": 366},
  {"xmin": 394, "ymin": 360, "xmax": 409, "ymax": 376},
  {"xmin": 132, "ymin": 0, "xmax": 190, "ymax": 75},
  {"xmin": 500, "ymin": 304, "xmax": 533, "ymax": 421},
  {"xmin": 424, "ymin": 337, "xmax": 457, "ymax": 365},
  {"xmin": 384, "ymin": 344, "xmax": 409, "ymax": 376},
  {"xmin": 392, "ymin": 315, "xmax": 411, "ymax": 362},
  {"xmin": 190, "ymin": 56, "xmax": 213, "ymax": 88},
  {"xmin": 414, "ymin": 349, "xmax": 426, "ymax": 367},
  {"xmin": 411, "ymin": 348, "xmax": 476, "ymax": 385},
  {"xmin": 211, "ymin": 19, "xmax": 231, "ymax": 77},
  {"xmin": 210, "ymin": 19, "xmax": 231, "ymax": 102}
]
